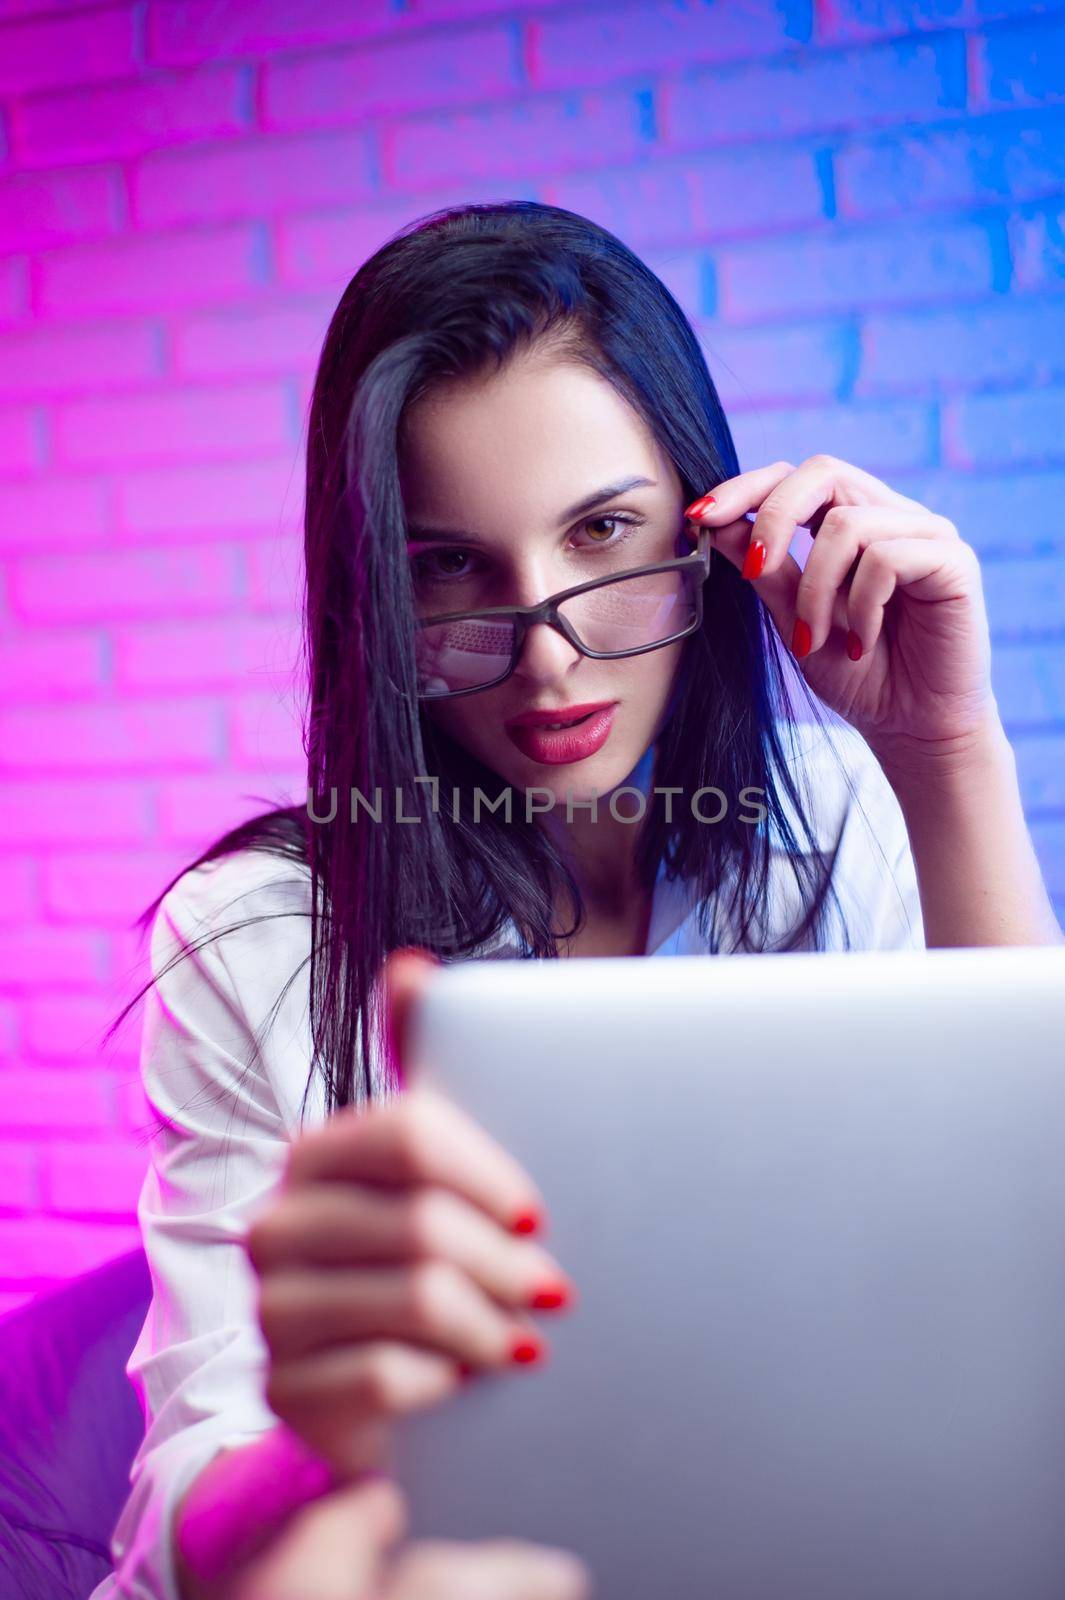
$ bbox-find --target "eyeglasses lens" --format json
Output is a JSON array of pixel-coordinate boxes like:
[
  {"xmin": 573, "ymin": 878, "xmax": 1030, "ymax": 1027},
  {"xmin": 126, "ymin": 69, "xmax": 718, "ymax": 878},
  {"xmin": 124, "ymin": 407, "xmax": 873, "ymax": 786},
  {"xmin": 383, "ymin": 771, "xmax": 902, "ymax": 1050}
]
[{"xmin": 416, "ymin": 566, "xmax": 698, "ymax": 699}]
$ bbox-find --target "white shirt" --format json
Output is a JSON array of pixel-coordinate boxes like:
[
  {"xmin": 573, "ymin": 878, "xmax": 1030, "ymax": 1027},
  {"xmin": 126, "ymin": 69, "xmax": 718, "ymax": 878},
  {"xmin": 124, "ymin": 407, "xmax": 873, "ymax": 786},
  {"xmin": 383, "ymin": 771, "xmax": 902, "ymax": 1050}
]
[{"xmin": 90, "ymin": 717, "xmax": 923, "ymax": 1600}]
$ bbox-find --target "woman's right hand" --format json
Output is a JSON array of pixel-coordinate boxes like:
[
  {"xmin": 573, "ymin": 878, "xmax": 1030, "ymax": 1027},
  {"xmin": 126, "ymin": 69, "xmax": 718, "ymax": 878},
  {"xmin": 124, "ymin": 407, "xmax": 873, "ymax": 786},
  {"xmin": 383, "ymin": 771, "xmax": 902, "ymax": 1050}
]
[
  {"xmin": 244, "ymin": 947, "xmax": 576, "ymax": 1478},
  {"xmin": 229, "ymin": 1473, "xmax": 591, "ymax": 1600}
]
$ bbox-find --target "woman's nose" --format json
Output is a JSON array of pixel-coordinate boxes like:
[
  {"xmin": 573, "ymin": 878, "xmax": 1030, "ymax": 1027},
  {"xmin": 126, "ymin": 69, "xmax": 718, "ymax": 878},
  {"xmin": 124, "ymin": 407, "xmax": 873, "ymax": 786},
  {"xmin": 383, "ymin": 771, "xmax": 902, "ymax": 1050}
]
[{"xmin": 511, "ymin": 619, "xmax": 582, "ymax": 686}]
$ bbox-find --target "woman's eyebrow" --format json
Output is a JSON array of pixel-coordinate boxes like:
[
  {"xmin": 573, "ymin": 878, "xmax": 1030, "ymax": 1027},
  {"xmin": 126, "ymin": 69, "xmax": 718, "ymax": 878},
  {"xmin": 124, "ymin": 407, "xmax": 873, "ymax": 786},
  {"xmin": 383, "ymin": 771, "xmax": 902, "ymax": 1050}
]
[
  {"xmin": 560, "ymin": 475, "xmax": 657, "ymax": 523},
  {"xmin": 405, "ymin": 476, "xmax": 657, "ymax": 545}
]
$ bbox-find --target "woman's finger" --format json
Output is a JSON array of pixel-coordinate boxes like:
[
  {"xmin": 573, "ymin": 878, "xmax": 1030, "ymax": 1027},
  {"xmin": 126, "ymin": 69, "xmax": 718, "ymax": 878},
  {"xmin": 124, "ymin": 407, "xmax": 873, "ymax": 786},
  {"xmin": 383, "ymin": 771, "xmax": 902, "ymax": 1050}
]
[
  {"xmin": 685, "ymin": 459, "xmax": 796, "ymax": 527},
  {"xmin": 268, "ymin": 1337, "xmax": 463, "ymax": 1419},
  {"xmin": 384, "ymin": 946, "xmax": 440, "ymax": 1076},
  {"xmin": 230, "ymin": 1476, "xmax": 408, "ymax": 1600},
  {"xmin": 687, "ymin": 454, "xmax": 924, "ymax": 580},
  {"xmin": 692, "ymin": 512, "xmax": 806, "ymax": 649},
  {"xmin": 792, "ymin": 505, "xmax": 955, "ymax": 657},
  {"xmin": 257, "ymin": 1258, "xmax": 546, "ymax": 1368},
  {"xmin": 284, "ymin": 1085, "xmax": 546, "ymax": 1239},
  {"xmin": 265, "ymin": 1341, "xmax": 461, "ymax": 1474},
  {"xmin": 844, "ymin": 536, "xmax": 982, "ymax": 661},
  {"xmin": 247, "ymin": 1181, "xmax": 573, "ymax": 1312}
]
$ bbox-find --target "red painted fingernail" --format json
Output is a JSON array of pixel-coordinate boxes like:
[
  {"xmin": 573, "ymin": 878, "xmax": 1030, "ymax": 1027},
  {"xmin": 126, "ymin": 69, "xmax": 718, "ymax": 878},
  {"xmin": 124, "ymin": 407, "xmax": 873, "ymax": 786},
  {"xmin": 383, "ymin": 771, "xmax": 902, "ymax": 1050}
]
[
  {"xmin": 456, "ymin": 1362, "xmax": 478, "ymax": 1383},
  {"xmin": 741, "ymin": 540, "xmax": 767, "ymax": 581},
  {"xmin": 510, "ymin": 1208, "xmax": 542, "ymax": 1236},
  {"xmin": 510, "ymin": 1337, "xmax": 544, "ymax": 1365},
  {"xmin": 528, "ymin": 1281, "xmax": 572, "ymax": 1311},
  {"xmin": 791, "ymin": 617, "xmax": 812, "ymax": 658},
  {"xmin": 684, "ymin": 494, "xmax": 716, "ymax": 517},
  {"xmin": 846, "ymin": 630, "xmax": 863, "ymax": 661}
]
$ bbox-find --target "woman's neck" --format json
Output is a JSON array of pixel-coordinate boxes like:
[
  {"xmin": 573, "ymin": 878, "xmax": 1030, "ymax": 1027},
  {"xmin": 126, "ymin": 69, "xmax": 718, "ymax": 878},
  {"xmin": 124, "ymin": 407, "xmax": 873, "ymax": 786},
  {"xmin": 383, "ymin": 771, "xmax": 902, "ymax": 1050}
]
[
  {"xmin": 540, "ymin": 793, "xmax": 647, "ymax": 919},
  {"xmin": 552, "ymin": 872, "xmax": 654, "ymax": 958}
]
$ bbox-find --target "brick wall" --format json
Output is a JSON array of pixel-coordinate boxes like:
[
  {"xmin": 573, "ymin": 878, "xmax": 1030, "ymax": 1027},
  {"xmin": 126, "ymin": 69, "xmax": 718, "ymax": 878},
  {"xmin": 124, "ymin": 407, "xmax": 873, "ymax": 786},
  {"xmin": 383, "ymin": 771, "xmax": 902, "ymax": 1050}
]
[{"xmin": 0, "ymin": 0, "xmax": 1062, "ymax": 1313}]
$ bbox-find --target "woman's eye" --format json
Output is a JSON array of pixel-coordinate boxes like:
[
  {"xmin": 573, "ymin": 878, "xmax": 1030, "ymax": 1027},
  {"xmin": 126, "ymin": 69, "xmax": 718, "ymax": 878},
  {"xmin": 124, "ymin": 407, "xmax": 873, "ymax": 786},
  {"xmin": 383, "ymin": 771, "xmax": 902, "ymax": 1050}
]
[
  {"xmin": 411, "ymin": 548, "xmax": 475, "ymax": 584},
  {"xmin": 575, "ymin": 514, "xmax": 641, "ymax": 547},
  {"xmin": 411, "ymin": 514, "xmax": 642, "ymax": 586},
  {"xmin": 581, "ymin": 516, "xmax": 619, "ymax": 542}
]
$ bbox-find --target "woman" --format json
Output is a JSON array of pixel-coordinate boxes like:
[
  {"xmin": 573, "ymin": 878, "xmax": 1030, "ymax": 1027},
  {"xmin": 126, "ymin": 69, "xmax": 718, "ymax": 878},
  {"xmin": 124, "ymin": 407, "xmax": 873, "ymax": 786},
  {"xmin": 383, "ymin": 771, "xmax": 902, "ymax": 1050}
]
[{"xmin": 94, "ymin": 200, "xmax": 1062, "ymax": 1600}]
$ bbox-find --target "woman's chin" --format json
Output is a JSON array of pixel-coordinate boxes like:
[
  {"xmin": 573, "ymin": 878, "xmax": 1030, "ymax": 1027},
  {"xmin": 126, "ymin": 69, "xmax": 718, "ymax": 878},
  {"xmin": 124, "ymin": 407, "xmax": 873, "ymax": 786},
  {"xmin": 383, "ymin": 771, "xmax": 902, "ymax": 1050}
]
[{"xmin": 507, "ymin": 747, "xmax": 648, "ymax": 808}]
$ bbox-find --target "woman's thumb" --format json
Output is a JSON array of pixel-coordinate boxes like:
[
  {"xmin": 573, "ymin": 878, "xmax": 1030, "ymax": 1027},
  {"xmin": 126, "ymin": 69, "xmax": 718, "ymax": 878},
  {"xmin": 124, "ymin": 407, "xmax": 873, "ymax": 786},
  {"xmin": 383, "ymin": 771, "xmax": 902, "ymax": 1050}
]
[{"xmin": 383, "ymin": 946, "xmax": 441, "ymax": 1084}]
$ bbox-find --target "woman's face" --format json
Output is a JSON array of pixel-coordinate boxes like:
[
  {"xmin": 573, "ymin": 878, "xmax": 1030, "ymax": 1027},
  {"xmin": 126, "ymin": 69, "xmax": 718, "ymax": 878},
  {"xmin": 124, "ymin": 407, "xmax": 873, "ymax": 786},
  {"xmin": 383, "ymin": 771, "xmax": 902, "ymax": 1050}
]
[{"xmin": 398, "ymin": 346, "xmax": 689, "ymax": 805}]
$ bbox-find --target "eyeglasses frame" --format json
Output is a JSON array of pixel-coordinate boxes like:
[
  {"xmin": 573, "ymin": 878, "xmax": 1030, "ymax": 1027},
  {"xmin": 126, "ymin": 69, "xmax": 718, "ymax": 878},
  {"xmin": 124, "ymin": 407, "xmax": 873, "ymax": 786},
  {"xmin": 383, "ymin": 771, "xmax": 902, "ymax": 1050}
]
[{"xmin": 414, "ymin": 520, "xmax": 713, "ymax": 701}]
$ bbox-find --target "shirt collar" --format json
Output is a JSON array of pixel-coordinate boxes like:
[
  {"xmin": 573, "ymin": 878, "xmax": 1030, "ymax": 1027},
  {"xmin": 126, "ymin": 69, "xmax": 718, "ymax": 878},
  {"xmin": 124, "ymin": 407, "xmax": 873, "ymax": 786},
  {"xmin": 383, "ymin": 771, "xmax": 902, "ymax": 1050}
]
[{"xmin": 464, "ymin": 741, "xmax": 699, "ymax": 960}]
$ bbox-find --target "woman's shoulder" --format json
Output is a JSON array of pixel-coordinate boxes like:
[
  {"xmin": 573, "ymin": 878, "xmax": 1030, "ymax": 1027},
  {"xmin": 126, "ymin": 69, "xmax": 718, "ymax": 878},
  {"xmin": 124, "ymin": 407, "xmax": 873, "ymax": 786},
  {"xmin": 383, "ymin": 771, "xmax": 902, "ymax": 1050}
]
[
  {"xmin": 152, "ymin": 844, "xmax": 317, "ymax": 1008},
  {"xmin": 158, "ymin": 844, "xmax": 313, "ymax": 928},
  {"xmin": 144, "ymin": 845, "xmax": 326, "ymax": 1130},
  {"xmin": 762, "ymin": 713, "xmax": 922, "ymax": 949}
]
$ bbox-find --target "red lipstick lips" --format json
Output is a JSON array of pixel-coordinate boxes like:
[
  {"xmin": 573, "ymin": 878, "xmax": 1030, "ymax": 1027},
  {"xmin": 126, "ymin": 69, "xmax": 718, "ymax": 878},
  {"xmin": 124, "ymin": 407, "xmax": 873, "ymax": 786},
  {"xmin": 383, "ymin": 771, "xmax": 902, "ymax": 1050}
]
[
  {"xmin": 504, "ymin": 700, "xmax": 615, "ymax": 729},
  {"xmin": 503, "ymin": 701, "xmax": 619, "ymax": 765}
]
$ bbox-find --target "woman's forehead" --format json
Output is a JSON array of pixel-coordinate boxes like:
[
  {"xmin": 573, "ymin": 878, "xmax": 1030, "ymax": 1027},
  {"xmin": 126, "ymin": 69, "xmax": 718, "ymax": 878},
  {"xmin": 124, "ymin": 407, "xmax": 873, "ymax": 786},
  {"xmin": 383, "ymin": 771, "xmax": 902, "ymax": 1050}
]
[{"xmin": 400, "ymin": 361, "xmax": 672, "ymax": 526}]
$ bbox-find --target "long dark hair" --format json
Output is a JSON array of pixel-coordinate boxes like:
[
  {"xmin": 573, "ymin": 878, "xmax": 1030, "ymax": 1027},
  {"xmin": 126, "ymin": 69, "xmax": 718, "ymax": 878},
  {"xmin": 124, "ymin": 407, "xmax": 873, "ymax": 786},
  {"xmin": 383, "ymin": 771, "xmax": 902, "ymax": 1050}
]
[{"xmin": 105, "ymin": 199, "xmax": 861, "ymax": 1131}]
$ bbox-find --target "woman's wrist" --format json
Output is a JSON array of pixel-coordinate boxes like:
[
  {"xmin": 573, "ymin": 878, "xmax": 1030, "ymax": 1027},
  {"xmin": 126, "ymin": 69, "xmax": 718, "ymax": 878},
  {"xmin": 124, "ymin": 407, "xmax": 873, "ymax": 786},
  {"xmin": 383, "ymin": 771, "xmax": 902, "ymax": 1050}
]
[
  {"xmin": 864, "ymin": 704, "xmax": 1012, "ymax": 807},
  {"xmin": 174, "ymin": 1427, "xmax": 337, "ymax": 1599},
  {"xmin": 866, "ymin": 709, "xmax": 1063, "ymax": 947}
]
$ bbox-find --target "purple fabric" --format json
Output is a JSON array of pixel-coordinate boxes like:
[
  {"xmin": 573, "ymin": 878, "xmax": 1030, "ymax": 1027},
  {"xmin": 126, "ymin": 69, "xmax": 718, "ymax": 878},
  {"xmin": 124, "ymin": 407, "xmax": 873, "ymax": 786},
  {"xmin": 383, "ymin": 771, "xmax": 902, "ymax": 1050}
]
[{"xmin": 0, "ymin": 1247, "xmax": 150, "ymax": 1600}]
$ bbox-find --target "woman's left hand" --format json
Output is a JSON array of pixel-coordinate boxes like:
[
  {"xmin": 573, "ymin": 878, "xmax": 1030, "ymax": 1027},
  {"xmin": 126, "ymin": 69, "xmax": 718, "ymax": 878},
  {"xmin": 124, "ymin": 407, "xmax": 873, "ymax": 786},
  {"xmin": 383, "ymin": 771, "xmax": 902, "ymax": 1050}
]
[{"xmin": 684, "ymin": 455, "xmax": 998, "ymax": 759}]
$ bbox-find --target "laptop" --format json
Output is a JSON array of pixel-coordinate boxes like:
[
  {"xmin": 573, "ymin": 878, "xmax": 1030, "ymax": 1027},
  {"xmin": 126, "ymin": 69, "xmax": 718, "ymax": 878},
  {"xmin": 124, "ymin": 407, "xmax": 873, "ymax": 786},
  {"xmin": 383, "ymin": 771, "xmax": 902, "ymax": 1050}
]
[{"xmin": 392, "ymin": 945, "xmax": 1065, "ymax": 1600}]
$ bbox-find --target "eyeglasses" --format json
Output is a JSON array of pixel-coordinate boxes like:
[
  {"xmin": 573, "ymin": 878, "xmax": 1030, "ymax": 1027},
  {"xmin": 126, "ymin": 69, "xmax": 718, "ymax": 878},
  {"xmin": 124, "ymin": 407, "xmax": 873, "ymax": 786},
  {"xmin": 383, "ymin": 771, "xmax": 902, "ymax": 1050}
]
[{"xmin": 414, "ymin": 521, "xmax": 712, "ymax": 701}]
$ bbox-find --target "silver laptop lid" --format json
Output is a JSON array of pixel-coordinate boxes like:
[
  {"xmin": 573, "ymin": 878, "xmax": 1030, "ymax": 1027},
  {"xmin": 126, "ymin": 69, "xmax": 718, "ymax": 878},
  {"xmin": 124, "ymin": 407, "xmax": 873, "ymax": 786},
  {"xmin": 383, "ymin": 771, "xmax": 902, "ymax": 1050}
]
[{"xmin": 394, "ymin": 946, "xmax": 1065, "ymax": 1600}]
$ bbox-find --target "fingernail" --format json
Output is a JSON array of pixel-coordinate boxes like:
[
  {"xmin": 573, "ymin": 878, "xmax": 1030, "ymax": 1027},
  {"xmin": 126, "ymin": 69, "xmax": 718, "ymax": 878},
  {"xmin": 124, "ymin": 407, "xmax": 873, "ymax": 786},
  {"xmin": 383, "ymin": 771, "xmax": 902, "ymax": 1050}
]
[
  {"xmin": 741, "ymin": 540, "xmax": 767, "ymax": 581},
  {"xmin": 456, "ymin": 1362, "xmax": 478, "ymax": 1383},
  {"xmin": 684, "ymin": 494, "xmax": 716, "ymax": 518},
  {"xmin": 528, "ymin": 1280, "xmax": 573, "ymax": 1312},
  {"xmin": 846, "ymin": 630, "xmax": 863, "ymax": 661},
  {"xmin": 510, "ymin": 1336, "xmax": 544, "ymax": 1366},
  {"xmin": 792, "ymin": 618, "xmax": 812, "ymax": 658},
  {"xmin": 510, "ymin": 1208, "xmax": 542, "ymax": 1236}
]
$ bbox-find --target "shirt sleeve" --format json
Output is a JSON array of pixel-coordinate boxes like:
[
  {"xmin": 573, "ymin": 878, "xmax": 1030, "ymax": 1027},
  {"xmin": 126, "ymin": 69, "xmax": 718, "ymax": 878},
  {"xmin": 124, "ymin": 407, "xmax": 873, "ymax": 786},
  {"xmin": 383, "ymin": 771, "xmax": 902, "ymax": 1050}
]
[
  {"xmin": 822, "ymin": 723, "xmax": 926, "ymax": 952},
  {"xmin": 741, "ymin": 716, "xmax": 926, "ymax": 955},
  {"xmin": 91, "ymin": 856, "xmax": 304, "ymax": 1600}
]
